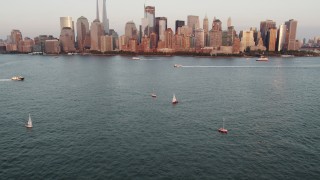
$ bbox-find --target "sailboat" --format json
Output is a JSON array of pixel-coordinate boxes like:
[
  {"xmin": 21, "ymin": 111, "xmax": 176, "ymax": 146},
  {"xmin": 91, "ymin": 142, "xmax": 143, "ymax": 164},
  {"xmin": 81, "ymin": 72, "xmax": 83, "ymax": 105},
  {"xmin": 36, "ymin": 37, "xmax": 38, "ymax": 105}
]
[
  {"xmin": 218, "ymin": 118, "xmax": 228, "ymax": 134},
  {"xmin": 172, "ymin": 94, "xmax": 178, "ymax": 104},
  {"xmin": 25, "ymin": 114, "xmax": 33, "ymax": 128},
  {"xmin": 151, "ymin": 89, "xmax": 157, "ymax": 98}
]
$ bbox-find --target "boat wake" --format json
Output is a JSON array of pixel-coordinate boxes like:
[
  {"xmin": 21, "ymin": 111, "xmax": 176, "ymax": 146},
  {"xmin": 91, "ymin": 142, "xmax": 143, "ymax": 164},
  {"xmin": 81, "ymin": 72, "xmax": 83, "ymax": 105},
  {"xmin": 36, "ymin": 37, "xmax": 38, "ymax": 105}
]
[
  {"xmin": 0, "ymin": 79, "xmax": 11, "ymax": 81},
  {"xmin": 180, "ymin": 65, "xmax": 320, "ymax": 68}
]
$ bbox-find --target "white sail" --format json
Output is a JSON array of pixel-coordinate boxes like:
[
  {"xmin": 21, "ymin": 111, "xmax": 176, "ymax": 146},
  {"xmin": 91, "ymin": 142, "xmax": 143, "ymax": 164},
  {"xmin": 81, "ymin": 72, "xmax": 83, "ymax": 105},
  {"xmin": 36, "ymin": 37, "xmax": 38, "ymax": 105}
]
[
  {"xmin": 172, "ymin": 94, "xmax": 177, "ymax": 103},
  {"xmin": 26, "ymin": 114, "xmax": 33, "ymax": 128}
]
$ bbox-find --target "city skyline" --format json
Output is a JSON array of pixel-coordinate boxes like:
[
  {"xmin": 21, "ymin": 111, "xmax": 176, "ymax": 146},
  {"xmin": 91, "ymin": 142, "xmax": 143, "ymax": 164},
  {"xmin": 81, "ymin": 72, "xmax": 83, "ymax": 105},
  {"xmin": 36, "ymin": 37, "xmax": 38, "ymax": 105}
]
[{"xmin": 0, "ymin": 0, "xmax": 319, "ymax": 40}]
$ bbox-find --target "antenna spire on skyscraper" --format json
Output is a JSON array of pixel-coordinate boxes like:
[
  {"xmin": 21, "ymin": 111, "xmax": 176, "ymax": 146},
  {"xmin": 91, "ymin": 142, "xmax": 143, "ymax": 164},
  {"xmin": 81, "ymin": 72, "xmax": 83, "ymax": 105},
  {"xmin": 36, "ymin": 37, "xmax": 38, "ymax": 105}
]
[{"xmin": 96, "ymin": 0, "xmax": 100, "ymax": 21}]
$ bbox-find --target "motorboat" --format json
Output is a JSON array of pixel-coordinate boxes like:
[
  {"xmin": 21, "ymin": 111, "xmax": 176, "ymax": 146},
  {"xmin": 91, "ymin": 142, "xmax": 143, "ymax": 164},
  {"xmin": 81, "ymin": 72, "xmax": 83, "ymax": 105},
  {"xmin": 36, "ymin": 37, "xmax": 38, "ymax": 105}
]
[
  {"xmin": 132, "ymin": 57, "xmax": 140, "ymax": 60},
  {"xmin": 173, "ymin": 64, "xmax": 182, "ymax": 67},
  {"xmin": 11, "ymin": 76, "xmax": 24, "ymax": 81},
  {"xmin": 256, "ymin": 56, "xmax": 269, "ymax": 61}
]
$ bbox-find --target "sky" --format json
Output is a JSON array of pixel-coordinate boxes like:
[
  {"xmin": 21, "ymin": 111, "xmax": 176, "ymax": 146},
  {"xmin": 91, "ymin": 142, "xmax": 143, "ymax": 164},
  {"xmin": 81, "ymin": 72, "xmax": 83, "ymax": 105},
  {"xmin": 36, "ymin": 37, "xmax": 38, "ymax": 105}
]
[{"xmin": 0, "ymin": 0, "xmax": 319, "ymax": 40}]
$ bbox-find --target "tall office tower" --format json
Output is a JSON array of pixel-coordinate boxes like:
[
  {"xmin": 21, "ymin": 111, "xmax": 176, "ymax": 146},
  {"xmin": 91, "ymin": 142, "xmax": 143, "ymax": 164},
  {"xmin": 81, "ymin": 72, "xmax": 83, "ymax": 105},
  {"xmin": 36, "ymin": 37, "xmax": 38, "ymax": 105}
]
[
  {"xmin": 90, "ymin": 19, "xmax": 104, "ymax": 51},
  {"xmin": 102, "ymin": 0, "xmax": 109, "ymax": 35},
  {"xmin": 178, "ymin": 26, "xmax": 192, "ymax": 37},
  {"xmin": 155, "ymin": 17, "xmax": 167, "ymax": 41},
  {"xmin": 10, "ymin": 30, "xmax": 22, "ymax": 47},
  {"xmin": 209, "ymin": 19, "xmax": 222, "ymax": 48},
  {"xmin": 222, "ymin": 31, "xmax": 228, "ymax": 46},
  {"xmin": 227, "ymin": 17, "xmax": 232, "ymax": 28},
  {"xmin": 125, "ymin": 21, "xmax": 138, "ymax": 40},
  {"xmin": 260, "ymin": 20, "xmax": 276, "ymax": 46},
  {"xmin": 143, "ymin": 5, "xmax": 156, "ymax": 36},
  {"xmin": 76, "ymin": 16, "xmax": 90, "ymax": 52},
  {"xmin": 187, "ymin": 15, "xmax": 200, "ymax": 34},
  {"xmin": 227, "ymin": 26, "xmax": 237, "ymax": 46},
  {"xmin": 266, "ymin": 28, "xmax": 277, "ymax": 51},
  {"xmin": 195, "ymin": 28, "xmax": 205, "ymax": 49},
  {"xmin": 60, "ymin": 17, "xmax": 74, "ymax": 31},
  {"xmin": 164, "ymin": 28, "xmax": 174, "ymax": 49},
  {"xmin": 100, "ymin": 35, "xmax": 113, "ymax": 52},
  {"xmin": 150, "ymin": 32, "xmax": 157, "ymax": 49},
  {"xmin": 250, "ymin": 27, "xmax": 261, "ymax": 45},
  {"xmin": 109, "ymin": 29, "xmax": 119, "ymax": 50},
  {"xmin": 59, "ymin": 27, "xmax": 76, "ymax": 52},
  {"xmin": 285, "ymin": 19, "xmax": 298, "ymax": 50},
  {"xmin": 175, "ymin": 20, "xmax": 185, "ymax": 34},
  {"xmin": 276, "ymin": 24, "xmax": 287, "ymax": 52},
  {"xmin": 141, "ymin": 18, "xmax": 149, "ymax": 37},
  {"xmin": 240, "ymin": 30, "xmax": 255, "ymax": 51},
  {"xmin": 203, "ymin": 15, "xmax": 209, "ymax": 46}
]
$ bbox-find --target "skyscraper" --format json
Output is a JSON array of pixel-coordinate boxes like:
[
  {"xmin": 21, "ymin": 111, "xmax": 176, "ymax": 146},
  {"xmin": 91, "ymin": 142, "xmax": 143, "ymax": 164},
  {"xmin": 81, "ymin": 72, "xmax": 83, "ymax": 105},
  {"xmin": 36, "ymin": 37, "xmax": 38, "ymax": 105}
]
[
  {"xmin": 260, "ymin": 20, "xmax": 276, "ymax": 46},
  {"xmin": 276, "ymin": 24, "xmax": 287, "ymax": 52},
  {"xmin": 285, "ymin": 19, "xmax": 298, "ymax": 51},
  {"xmin": 266, "ymin": 28, "xmax": 277, "ymax": 51},
  {"xmin": 125, "ymin": 21, "xmax": 138, "ymax": 39},
  {"xmin": 195, "ymin": 28, "xmax": 205, "ymax": 49},
  {"xmin": 90, "ymin": 19, "xmax": 104, "ymax": 51},
  {"xmin": 96, "ymin": 0, "xmax": 100, "ymax": 21},
  {"xmin": 227, "ymin": 17, "xmax": 232, "ymax": 28},
  {"xmin": 60, "ymin": 17, "xmax": 74, "ymax": 31},
  {"xmin": 59, "ymin": 27, "xmax": 76, "ymax": 52},
  {"xmin": 76, "ymin": 16, "xmax": 90, "ymax": 52},
  {"xmin": 144, "ymin": 5, "xmax": 156, "ymax": 36},
  {"xmin": 10, "ymin": 30, "xmax": 22, "ymax": 47},
  {"xmin": 155, "ymin": 17, "xmax": 167, "ymax": 42},
  {"xmin": 209, "ymin": 19, "xmax": 222, "ymax": 48},
  {"xmin": 175, "ymin": 20, "xmax": 185, "ymax": 34},
  {"xmin": 164, "ymin": 28, "xmax": 173, "ymax": 49},
  {"xmin": 240, "ymin": 30, "xmax": 255, "ymax": 51},
  {"xmin": 203, "ymin": 15, "xmax": 209, "ymax": 46},
  {"xmin": 187, "ymin": 15, "xmax": 200, "ymax": 34},
  {"xmin": 102, "ymin": 0, "xmax": 109, "ymax": 35}
]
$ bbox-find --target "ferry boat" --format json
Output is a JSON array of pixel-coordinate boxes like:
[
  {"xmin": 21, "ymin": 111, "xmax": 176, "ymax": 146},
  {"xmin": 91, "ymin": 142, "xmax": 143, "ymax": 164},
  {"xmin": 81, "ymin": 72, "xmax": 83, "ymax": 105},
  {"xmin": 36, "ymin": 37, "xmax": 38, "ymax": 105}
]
[
  {"xmin": 11, "ymin": 76, "xmax": 24, "ymax": 81},
  {"xmin": 256, "ymin": 56, "xmax": 269, "ymax": 61}
]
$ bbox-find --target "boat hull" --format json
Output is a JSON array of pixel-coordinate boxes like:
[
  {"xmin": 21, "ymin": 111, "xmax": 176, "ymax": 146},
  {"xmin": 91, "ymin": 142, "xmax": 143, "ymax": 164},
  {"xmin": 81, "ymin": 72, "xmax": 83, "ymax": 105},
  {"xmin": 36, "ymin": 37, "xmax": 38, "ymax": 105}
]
[{"xmin": 218, "ymin": 128, "xmax": 228, "ymax": 134}]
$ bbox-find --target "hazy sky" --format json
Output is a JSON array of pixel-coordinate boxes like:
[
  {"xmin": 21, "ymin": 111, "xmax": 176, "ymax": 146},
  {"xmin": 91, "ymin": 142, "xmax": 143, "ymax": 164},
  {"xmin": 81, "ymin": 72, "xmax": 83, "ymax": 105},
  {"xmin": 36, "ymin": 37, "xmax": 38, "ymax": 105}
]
[{"xmin": 0, "ymin": 0, "xmax": 319, "ymax": 40}]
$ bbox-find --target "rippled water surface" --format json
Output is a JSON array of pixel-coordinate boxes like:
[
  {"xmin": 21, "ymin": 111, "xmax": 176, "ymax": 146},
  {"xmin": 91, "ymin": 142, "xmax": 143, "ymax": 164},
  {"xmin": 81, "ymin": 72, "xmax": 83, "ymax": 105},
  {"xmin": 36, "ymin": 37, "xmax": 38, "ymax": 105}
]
[{"xmin": 0, "ymin": 55, "xmax": 320, "ymax": 179}]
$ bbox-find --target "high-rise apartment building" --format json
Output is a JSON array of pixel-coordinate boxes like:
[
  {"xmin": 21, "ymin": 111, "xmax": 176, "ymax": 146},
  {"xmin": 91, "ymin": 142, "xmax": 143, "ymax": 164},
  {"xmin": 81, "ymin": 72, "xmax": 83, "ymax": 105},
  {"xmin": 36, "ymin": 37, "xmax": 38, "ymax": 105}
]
[
  {"xmin": 76, "ymin": 16, "xmax": 90, "ymax": 52},
  {"xmin": 285, "ymin": 19, "xmax": 298, "ymax": 51},
  {"xmin": 175, "ymin": 20, "xmax": 185, "ymax": 34},
  {"xmin": 102, "ymin": 0, "xmax": 109, "ymax": 35},
  {"xmin": 276, "ymin": 24, "xmax": 287, "ymax": 52},
  {"xmin": 187, "ymin": 15, "xmax": 200, "ymax": 34}
]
